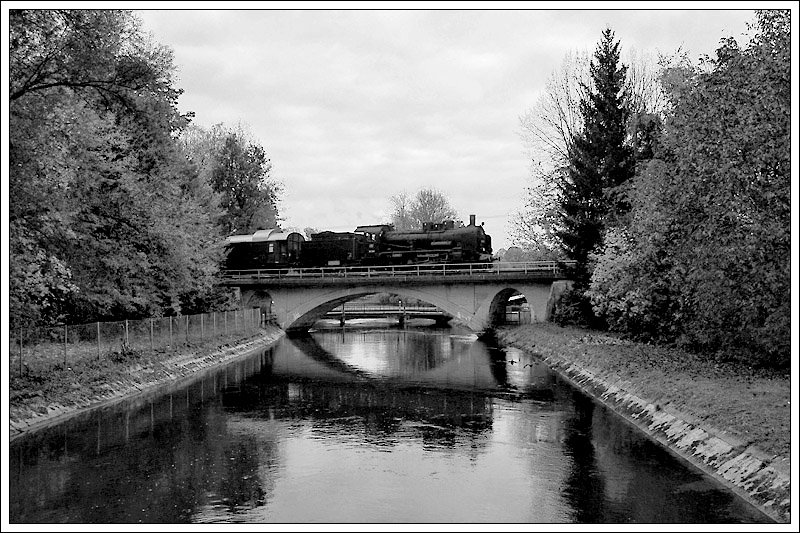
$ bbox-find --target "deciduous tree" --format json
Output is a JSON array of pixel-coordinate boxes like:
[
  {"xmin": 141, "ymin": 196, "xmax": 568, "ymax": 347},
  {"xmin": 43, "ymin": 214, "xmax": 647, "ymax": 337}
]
[
  {"xmin": 9, "ymin": 9, "xmax": 222, "ymax": 325},
  {"xmin": 211, "ymin": 129, "xmax": 282, "ymax": 235},
  {"xmin": 389, "ymin": 187, "xmax": 458, "ymax": 231}
]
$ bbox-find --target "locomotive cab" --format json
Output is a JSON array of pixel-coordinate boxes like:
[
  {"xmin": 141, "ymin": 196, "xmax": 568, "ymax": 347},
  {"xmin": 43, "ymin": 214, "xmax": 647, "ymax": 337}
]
[{"xmin": 353, "ymin": 224, "xmax": 394, "ymax": 264}]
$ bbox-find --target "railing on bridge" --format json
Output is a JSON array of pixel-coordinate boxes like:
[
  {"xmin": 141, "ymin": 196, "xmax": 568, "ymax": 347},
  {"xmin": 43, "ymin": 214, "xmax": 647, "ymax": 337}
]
[{"xmin": 221, "ymin": 261, "xmax": 576, "ymax": 282}]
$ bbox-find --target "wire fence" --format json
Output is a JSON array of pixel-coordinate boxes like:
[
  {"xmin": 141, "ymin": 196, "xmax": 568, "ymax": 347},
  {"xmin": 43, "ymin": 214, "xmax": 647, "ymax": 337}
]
[{"xmin": 9, "ymin": 308, "xmax": 267, "ymax": 377}]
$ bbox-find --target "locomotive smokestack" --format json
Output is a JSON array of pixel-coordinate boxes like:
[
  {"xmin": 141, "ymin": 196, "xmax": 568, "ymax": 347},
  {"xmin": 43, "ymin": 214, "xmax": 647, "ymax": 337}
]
[{"xmin": 469, "ymin": 214, "xmax": 476, "ymax": 226}]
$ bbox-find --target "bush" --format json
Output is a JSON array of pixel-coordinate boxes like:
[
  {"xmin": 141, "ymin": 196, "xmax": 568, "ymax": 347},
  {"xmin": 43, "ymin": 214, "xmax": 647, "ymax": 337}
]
[{"xmin": 552, "ymin": 285, "xmax": 604, "ymax": 329}]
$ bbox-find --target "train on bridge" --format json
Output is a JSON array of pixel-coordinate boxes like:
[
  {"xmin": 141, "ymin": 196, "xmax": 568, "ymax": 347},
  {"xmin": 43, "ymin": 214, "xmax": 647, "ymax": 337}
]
[{"xmin": 224, "ymin": 214, "xmax": 493, "ymax": 270}]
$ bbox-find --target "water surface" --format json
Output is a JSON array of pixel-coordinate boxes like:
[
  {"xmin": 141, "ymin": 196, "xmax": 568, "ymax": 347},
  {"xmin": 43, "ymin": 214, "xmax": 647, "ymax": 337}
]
[{"xmin": 9, "ymin": 324, "xmax": 771, "ymax": 524}]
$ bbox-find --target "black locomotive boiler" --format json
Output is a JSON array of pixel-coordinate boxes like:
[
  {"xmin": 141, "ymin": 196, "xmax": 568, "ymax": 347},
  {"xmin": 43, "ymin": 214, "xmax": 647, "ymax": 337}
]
[{"xmin": 355, "ymin": 214, "xmax": 492, "ymax": 264}]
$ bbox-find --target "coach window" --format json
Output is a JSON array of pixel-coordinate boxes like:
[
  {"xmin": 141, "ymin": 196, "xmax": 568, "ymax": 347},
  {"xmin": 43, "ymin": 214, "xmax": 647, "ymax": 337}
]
[{"xmin": 269, "ymin": 243, "xmax": 275, "ymax": 253}]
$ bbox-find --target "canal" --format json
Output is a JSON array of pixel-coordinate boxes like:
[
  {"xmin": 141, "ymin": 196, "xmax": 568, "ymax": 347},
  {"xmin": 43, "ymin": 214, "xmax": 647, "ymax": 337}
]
[{"xmin": 9, "ymin": 322, "xmax": 771, "ymax": 524}]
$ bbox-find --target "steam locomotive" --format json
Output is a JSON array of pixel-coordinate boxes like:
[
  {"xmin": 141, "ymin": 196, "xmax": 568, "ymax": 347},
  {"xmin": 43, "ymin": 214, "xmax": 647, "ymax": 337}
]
[{"xmin": 223, "ymin": 214, "xmax": 493, "ymax": 270}]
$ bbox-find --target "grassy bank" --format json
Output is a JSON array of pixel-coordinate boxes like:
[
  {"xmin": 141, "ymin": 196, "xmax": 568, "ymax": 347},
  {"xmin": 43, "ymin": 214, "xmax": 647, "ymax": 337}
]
[
  {"xmin": 495, "ymin": 323, "xmax": 791, "ymax": 459},
  {"xmin": 9, "ymin": 326, "xmax": 285, "ymax": 439}
]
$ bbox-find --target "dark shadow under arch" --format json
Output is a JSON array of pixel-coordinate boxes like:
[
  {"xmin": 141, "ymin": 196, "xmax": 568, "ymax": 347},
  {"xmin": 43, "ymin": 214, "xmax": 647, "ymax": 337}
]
[{"xmin": 487, "ymin": 288, "xmax": 523, "ymax": 328}]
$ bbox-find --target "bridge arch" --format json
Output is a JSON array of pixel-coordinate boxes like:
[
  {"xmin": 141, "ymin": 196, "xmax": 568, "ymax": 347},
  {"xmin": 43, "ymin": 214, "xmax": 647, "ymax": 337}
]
[{"xmin": 279, "ymin": 285, "xmax": 478, "ymax": 331}]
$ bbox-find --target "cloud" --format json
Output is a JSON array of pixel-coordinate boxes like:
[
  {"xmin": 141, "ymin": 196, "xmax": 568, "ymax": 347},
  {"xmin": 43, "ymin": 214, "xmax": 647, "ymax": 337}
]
[{"xmin": 138, "ymin": 8, "xmax": 756, "ymax": 250}]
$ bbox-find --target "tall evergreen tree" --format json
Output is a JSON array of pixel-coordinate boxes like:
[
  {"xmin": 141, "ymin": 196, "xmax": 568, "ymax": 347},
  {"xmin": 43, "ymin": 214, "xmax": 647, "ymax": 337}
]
[
  {"xmin": 550, "ymin": 28, "xmax": 635, "ymax": 327},
  {"xmin": 556, "ymin": 28, "xmax": 635, "ymax": 278}
]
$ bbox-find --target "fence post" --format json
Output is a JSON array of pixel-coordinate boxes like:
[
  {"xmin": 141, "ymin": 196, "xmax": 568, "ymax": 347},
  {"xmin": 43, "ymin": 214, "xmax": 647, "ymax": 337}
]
[
  {"xmin": 185, "ymin": 315, "xmax": 189, "ymax": 343},
  {"xmin": 150, "ymin": 318, "xmax": 154, "ymax": 351},
  {"xmin": 213, "ymin": 312, "xmax": 217, "ymax": 337},
  {"xmin": 96, "ymin": 322, "xmax": 101, "ymax": 360},
  {"xmin": 169, "ymin": 316, "xmax": 173, "ymax": 347},
  {"xmin": 64, "ymin": 324, "xmax": 68, "ymax": 366},
  {"xmin": 201, "ymin": 314, "xmax": 204, "ymax": 341},
  {"xmin": 125, "ymin": 320, "xmax": 129, "ymax": 346},
  {"xmin": 225, "ymin": 310, "xmax": 228, "ymax": 335}
]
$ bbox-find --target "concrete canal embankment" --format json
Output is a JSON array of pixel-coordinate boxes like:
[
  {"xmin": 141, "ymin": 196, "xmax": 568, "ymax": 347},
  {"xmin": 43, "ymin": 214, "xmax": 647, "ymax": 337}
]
[
  {"xmin": 495, "ymin": 324, "xmax": 791, "ymax": 524},
  {"xmin": 9, "ymin": 326, "xmax": 286, "ymax": 443}
]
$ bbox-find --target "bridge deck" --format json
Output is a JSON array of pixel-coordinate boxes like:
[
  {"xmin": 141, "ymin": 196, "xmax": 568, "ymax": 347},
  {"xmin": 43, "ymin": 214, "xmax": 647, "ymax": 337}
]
[{"xmin": 221, "ymin": 261, "xmax": 575, "ymax": 286}]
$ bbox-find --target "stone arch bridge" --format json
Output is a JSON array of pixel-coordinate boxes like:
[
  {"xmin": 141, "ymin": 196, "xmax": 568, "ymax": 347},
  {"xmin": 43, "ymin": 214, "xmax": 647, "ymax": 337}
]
[{"xmin": 220, "ymin": 262, "xmax": 574, "ymax": 334}]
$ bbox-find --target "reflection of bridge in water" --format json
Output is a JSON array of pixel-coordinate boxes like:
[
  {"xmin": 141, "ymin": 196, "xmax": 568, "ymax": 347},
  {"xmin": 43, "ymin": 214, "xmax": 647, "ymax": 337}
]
[{"xmin": 276, "ymin": 330, "xmax": 557, "ymax": 402}]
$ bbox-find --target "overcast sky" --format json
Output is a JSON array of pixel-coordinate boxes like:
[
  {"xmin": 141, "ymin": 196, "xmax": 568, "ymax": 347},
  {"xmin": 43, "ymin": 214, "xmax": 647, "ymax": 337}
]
[{"xmin": 136, "ymin": 5, "xmax": 760, "ymax": 250}]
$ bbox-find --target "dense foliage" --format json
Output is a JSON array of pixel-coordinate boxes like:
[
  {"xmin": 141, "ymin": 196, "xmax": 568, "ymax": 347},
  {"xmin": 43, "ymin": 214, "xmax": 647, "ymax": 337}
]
[
  {"xmin": 181, "ymin": 122, "xmax": 283, "ymax": 236},
  {"xmin": 9, "ymin": 10, "xmax": 281, "ymax": 327},
  {"xmin": 588, "ymin": 11, "xmax": 790, "ymax": 367}
]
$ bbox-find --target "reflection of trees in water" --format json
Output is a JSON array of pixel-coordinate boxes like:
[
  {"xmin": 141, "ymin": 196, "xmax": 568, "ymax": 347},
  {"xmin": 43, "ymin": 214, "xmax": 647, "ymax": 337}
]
[
  {"xmin": 558, "ymin": 394, "xmax": 770, "ymax": 524},
  {"xmin": 9, "ymin": 374, "xmax": 277, "ymax": 523},
  {"xmin": 487, "ymin": 345, "xmax": 509, "ymax": 387},
  {"xmin": 230, "ymin": 377, "xmax": 493, "ymax": 430},
  {"xmin": 218, "ymin": 436, "xmax": 268, "ymax": 512},
  {"xmin": 585, "ymin": 406, "xmax": 768, "ymax": 523},
  {"xmin": 482, "ymin": 334, "xmax": 559, "ymax": 403},
  {"xmin": 559, "ymin": 391, "xmax": 610, "ymax": 523},
  {"xmin": 221, "ymin": 365, "xmax": 495, "ymax": 454}
]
